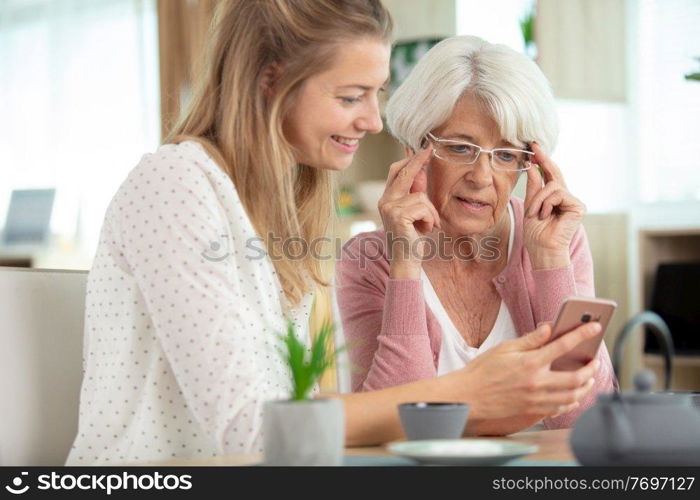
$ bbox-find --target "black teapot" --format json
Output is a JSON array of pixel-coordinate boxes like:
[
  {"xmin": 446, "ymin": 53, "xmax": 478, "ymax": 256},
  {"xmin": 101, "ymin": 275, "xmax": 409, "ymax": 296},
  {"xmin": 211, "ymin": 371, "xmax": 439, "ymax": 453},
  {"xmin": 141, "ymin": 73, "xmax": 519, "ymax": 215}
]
[{"xmin": 570, "ymin": 312, "xmax": 700, "ymax": 465}]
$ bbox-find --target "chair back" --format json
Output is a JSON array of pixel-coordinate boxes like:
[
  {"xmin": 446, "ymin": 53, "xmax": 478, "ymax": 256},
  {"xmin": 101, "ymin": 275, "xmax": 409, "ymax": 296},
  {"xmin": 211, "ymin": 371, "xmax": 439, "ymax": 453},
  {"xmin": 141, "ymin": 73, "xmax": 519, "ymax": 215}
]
[{"xmin": 0, "ymin": 267, "xmax": 87, "ymax": 465}]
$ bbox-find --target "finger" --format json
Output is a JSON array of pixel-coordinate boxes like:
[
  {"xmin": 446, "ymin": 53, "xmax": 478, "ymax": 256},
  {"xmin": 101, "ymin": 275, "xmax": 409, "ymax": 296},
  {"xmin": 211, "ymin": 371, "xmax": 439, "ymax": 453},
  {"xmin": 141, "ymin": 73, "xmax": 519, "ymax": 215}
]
[
  {"xmin": 551, "ymin": 402, "xmax": 579, "ymax": 418},
  {"xmin": 531, "ymin": 143, "xmax": 566, "ymax": 187},
  {"xmin": 392, "ymin": 193, "xmax": 435, "ymax": 220},
  {"xmin": 539, "ymin": 359, "xmax": 599, "ymax": 391},
  {"xmin": 386, "ymin": 148, "xmax": 428, "ymax": 189},
  {"xmin": 400, "ymin": 192, "xmax": 441, "ymax": 229},
  {"xmin": 385, "ymin": 157, "xmax": 412, "ymax": 187},
  {"xmin": 542, "ymin": 190, "xmax": 586, "ymax": 221},
  {"xmin": 509, "ymin": 323, "xmax": 552, "ymax": 352},
  {"xmin": 428, "ymin": 199, "xmax": 441, "ymax": 229},
  {"xmin": 423, "ymin": 194, "xmax": 441, "ymax": 229},
  {"xmin": 532, "ymin": 378, "xmax": 595, "ymax": 410},
  {"xmin": 386, "ymin": 147, "xmax": 432, "ymax": 199},
  {"xmin": 524, "ymin": 162, "xmax": 544, "ymax": 208},
  {"xmin": 539, "ymin": 190, "xmax": 566, "ymax": 220},
  {"xmin": 526, "ymin": 182, "xmax": 559, "ymax": 218},
  {"xmin": 414, "ymin": 218, "xmax": 434, "ymax": 234},
  {"xmin": 537, "ymin": 322, "xmax": 603, "ymax": 364},
  {"xmin": 410, "ymin": 167, "xmax": 428, "ymax": 194},
  {"xmin": 401, "ymin": 203, "xmax": 436, "ymax": 233},
  {"xmin": 528, "ymin": 401, "xmax": 578, "ymax": 417}
]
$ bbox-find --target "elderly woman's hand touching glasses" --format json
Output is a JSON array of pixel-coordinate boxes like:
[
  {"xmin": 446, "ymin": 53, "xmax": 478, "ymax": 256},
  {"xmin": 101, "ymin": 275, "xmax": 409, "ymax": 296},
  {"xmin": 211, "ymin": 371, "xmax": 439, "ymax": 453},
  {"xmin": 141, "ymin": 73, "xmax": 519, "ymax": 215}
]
[
  {"xmin": 523, "ymin": 143, "xmax": 586, "ymax": 270},
  {"xmin": 378, "ymin": 147, "xmax": 440, "ymax": 279}
]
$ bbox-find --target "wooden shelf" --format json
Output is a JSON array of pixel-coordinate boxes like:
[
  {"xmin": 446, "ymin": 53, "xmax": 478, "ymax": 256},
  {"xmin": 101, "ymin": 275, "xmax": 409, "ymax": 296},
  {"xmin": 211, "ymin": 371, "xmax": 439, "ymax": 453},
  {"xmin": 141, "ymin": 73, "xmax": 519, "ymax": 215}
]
[{"xmin": 637, "ymin": 228, "xmax": 700, "ymax": 391}]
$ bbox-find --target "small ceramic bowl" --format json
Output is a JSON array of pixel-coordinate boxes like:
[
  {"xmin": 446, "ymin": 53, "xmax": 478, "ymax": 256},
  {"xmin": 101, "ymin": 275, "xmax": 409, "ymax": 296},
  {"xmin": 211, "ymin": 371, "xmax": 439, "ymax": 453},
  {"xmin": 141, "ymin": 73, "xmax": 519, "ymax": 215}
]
[{"xmin": 398, "ymin": 402, "xmax": 469, "ymax": 441}]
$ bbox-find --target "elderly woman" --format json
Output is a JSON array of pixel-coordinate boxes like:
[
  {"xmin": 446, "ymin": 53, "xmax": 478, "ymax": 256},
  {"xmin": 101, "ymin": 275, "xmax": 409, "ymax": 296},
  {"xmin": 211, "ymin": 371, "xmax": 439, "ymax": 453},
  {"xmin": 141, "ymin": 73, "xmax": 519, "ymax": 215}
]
[{"xmin": 335, "ymin": 36, "xmax": 616, "ymax": 433}]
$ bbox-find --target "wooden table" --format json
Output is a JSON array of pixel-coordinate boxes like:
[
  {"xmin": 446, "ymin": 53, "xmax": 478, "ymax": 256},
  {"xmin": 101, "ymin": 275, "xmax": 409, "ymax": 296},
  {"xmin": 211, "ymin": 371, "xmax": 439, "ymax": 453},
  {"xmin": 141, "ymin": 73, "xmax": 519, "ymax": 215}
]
[{"xmin": 140, "ymin": 429, "xmax": 574, "ymax": 466}]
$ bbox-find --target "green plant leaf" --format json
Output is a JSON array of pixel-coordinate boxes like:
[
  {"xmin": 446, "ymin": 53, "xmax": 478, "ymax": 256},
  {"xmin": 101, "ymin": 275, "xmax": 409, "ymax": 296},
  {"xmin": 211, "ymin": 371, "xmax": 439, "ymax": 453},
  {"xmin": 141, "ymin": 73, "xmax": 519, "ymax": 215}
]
[
  {"xmin": 519, "ymin": 5, "xmax": 535, "ymax": 46},
  {"xmin": 277, "ymin": 319, "xmax": 340, "ymax": 401}
]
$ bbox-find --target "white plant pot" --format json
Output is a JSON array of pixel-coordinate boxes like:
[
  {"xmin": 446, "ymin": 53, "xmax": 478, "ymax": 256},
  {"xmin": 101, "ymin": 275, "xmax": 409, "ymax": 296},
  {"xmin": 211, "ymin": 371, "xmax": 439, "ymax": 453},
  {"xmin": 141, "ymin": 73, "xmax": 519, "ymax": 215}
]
[{"xmin": 263, "ymin": 398, "xmax": 345, "ymax": 466}]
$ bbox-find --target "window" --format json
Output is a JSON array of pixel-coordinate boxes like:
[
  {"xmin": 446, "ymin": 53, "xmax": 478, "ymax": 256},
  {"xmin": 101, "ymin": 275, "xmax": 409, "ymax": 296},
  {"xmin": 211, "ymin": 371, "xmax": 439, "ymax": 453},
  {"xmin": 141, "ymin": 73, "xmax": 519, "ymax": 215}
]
[
  {"xmin": 0, "ymin": 0, "xmax": 160, "ymax": 262},
  {"xmin": 637, "ymin": 0, "xmax": 700, "ymax": 203}
]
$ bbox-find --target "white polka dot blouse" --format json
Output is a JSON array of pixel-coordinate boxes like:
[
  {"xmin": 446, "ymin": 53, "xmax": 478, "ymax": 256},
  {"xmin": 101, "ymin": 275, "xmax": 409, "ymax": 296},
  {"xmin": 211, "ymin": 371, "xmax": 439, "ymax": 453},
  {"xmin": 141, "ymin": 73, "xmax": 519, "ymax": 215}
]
[{"xmin": 66, "ymin": 141, "xmax": 312, "ymax": 465}]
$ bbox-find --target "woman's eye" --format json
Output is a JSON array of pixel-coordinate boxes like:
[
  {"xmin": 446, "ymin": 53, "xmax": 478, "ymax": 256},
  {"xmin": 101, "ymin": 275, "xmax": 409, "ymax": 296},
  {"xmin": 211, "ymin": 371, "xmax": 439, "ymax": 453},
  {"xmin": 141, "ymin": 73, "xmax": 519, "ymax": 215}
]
[
  {"xmin": 448, "ymin": 144, "xmax": 475, "ymax": 155},
  {"xmin": 339, "ymin": 96, "xmax": 361, "ymax": 104},
  {"xmin": 495, "ymin": 151, "xmax": 517, "ymax": 162}
]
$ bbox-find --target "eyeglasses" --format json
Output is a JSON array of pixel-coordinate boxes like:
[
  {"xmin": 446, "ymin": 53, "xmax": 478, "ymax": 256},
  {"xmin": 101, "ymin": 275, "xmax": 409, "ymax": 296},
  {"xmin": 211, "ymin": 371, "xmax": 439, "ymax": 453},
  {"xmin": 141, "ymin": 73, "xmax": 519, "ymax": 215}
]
[{"xmin": 426, "ymin": 132, "xmax": 534, "ymax": 172}]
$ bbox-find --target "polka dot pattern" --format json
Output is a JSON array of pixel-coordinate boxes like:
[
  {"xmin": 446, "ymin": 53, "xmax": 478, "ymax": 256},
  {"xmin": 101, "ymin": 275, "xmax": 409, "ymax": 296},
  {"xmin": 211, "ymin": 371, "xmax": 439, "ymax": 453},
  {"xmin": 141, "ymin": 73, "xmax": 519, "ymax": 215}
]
[{"xmin": 66, "ymin": 141, "xmax": 312, "ymax": 465}]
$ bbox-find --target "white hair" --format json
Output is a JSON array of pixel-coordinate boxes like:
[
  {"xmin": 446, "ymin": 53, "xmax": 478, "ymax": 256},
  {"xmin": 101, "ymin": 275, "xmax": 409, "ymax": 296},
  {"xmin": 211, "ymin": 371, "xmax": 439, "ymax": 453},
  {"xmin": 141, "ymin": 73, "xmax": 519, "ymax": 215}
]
[{"xmin": 386, "ymin": 36, "xmax": 558, "ymax": 154}]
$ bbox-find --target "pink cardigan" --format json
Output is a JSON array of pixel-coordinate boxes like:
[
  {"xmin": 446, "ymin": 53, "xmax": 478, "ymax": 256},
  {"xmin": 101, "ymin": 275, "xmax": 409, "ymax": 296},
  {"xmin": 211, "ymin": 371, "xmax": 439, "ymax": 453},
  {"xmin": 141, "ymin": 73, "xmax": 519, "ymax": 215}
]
[{"xmin": 335, "ymin": 197, "xmax": 617, "ymax": 429}]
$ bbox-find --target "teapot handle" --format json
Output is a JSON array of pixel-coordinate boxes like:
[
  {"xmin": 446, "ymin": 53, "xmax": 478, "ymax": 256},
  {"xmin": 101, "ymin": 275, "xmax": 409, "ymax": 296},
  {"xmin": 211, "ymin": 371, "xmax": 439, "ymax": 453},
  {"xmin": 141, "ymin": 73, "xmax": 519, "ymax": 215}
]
[{"xmin": 612, "ymin": 311, "xmax": 674, "ymax": 391}]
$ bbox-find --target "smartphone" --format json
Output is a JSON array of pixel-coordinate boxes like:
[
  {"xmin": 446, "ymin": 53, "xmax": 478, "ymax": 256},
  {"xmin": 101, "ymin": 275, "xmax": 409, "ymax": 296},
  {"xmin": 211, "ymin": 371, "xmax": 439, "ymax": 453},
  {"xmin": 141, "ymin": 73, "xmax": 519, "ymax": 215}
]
[{"xmin": 549, "ymin": 296, "xmax": 617, "ymax": 371}]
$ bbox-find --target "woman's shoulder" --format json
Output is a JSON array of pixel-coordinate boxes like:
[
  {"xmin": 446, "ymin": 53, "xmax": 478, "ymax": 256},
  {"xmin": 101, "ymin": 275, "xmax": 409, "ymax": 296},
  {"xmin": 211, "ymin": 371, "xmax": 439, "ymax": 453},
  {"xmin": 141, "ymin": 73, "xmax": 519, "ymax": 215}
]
[
  {"xmin": 104, "ymin": 140, "xmax": 246, "ymax": 237},
  {"xmin": 127, "ymin": 140, "xmax": 229, "ymax": 188},
  {"xmin": 109, "ymin": 140, "xmax": 238, "ymax": 212}
]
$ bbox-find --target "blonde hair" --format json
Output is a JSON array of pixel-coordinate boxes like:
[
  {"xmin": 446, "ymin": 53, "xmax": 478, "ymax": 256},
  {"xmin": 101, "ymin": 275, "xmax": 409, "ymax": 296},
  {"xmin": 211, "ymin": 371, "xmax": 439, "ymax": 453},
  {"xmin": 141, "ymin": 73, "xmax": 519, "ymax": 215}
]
[
  {"xmin": 386, "ymin": 36, "xmax": 558, "ymax": 154},
  {"xmin": 167, "ymin": 0, "xmax": 393, "ymax": 306}
]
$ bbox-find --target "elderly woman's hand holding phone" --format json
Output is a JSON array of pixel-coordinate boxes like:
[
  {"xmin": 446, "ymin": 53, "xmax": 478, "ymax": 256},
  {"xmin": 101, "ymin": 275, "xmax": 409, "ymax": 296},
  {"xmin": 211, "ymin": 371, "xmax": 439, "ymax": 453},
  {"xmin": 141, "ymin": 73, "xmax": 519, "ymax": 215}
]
[{"xmin": 462, "ymin": 320, "xmax": 601, "ymax": 415}]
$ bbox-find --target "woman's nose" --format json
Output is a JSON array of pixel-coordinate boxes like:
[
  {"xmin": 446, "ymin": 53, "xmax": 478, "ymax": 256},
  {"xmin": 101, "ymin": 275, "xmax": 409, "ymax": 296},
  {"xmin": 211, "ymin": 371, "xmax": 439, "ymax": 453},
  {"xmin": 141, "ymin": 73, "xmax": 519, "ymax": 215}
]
[
  {"xmin": 465, "ymin": 152, "xmax": 494, "ymax": 187},
  {"xmin": 356, "ymin": 100, "xmax": 383, "ymax": 134}
]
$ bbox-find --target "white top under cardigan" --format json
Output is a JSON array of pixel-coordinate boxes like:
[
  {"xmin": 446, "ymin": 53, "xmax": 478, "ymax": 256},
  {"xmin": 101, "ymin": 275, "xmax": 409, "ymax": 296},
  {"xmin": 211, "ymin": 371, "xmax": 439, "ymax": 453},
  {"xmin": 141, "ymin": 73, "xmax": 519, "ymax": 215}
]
[
  {"xmin": 421, "ymin": 202, "xmax": 518, "ymax": 376},
  {"xmin": 67, "ymin": 141, "xmax": 312, "ymax": 465},
  {"xmin": 422, "ymin": 201, "xmax": 544, "ymax": 430}
]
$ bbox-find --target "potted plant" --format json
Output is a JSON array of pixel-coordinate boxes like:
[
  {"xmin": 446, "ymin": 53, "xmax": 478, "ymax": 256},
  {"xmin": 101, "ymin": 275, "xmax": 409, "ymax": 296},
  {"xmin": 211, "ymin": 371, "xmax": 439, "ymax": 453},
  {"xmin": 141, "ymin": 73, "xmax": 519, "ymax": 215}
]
[{"xmin": 262, "ymin": 320, "xmax": 345, "ymax": 466}]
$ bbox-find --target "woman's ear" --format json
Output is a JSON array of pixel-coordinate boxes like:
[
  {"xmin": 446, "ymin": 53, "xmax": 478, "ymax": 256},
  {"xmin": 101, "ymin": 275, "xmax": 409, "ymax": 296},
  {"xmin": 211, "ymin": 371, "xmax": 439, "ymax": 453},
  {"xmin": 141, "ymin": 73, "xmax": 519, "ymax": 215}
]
[{"xmin": 260, "ymin": 62, "xmax": 283, "ymax": 97}]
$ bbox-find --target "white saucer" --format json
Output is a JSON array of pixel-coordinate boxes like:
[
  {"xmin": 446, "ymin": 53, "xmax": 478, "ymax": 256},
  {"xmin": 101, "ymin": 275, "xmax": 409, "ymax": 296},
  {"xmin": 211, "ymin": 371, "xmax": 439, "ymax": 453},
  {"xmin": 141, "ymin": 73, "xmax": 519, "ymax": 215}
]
[{"xmin": 388, "ymin": 439, "xmax": 538, "ymax": 466}]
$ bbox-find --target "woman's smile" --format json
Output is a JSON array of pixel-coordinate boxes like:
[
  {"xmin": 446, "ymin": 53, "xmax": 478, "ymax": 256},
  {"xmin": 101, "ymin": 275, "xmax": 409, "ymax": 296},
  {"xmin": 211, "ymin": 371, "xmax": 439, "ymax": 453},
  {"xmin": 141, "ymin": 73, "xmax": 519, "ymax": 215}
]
[{"xmin": 330, "ymin": 135, "xmax": 361, "ymax": 153}]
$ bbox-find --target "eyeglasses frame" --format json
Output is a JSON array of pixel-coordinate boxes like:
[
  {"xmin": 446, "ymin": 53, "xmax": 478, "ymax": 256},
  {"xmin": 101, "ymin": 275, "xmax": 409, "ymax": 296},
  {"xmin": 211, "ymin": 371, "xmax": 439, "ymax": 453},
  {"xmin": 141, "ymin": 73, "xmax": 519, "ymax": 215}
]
[{"xmin": 425, "ymin": 132, "xmax": 535, "ymax": 171}]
